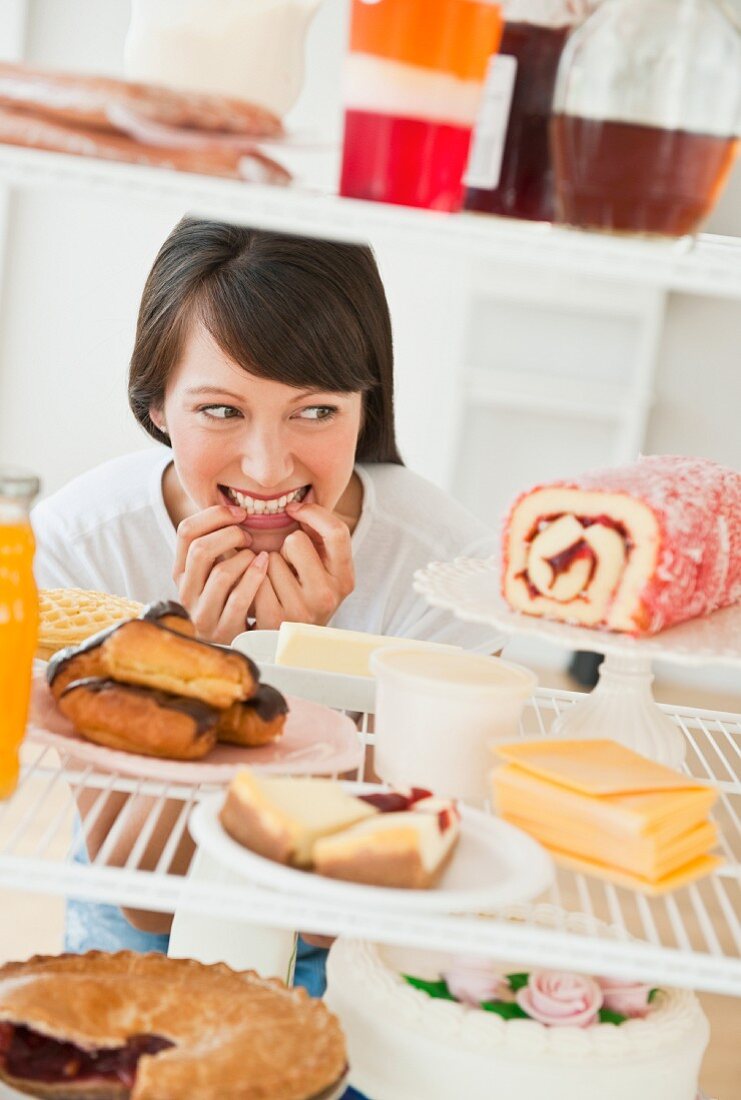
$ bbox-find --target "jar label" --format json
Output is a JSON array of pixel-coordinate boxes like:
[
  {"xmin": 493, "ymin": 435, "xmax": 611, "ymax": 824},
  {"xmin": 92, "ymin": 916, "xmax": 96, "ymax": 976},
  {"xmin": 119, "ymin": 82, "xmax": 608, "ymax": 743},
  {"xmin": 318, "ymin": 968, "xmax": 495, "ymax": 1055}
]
[{"xmin": 464, "ymin": 54, "xmax": 518, "ymax": 191}]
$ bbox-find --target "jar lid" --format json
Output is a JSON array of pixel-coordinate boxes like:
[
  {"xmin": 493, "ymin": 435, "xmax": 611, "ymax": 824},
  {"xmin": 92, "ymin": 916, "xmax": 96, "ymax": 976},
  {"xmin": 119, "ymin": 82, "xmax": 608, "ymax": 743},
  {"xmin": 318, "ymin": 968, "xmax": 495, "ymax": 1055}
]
[{"xmin": 0, "ymin": 466, "xmax": 41, "ymax": 499}]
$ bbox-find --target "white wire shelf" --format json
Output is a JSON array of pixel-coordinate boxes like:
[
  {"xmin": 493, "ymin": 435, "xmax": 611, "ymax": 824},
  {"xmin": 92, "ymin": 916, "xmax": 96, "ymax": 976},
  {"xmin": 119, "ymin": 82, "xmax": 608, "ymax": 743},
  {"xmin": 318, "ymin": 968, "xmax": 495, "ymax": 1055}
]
[
  {"xmin": 2, "ymin": 686, "xmax": 739, "ymax": 996},
  {"xmin": 0, "ymin": 144, "xmax": 740, "ymax": 299}
]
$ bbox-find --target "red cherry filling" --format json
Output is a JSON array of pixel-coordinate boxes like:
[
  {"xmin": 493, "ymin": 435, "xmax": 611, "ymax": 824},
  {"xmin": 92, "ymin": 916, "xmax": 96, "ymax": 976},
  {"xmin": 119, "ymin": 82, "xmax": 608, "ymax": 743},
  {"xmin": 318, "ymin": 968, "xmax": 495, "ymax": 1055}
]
[
  {"xmin": 545, "ymin": 538, "xmax": 596, "ymax": 582},
  {"xmin": 521, "ymin": 513, "xmax": 632, "ymax": 597},
  {"xmin": 0, "ymin": 1022, "xmax": 174, "ymax": 1087},
  {"xmin": 359, "ymin": 787, "xmax": 432, "ymax": 813}
]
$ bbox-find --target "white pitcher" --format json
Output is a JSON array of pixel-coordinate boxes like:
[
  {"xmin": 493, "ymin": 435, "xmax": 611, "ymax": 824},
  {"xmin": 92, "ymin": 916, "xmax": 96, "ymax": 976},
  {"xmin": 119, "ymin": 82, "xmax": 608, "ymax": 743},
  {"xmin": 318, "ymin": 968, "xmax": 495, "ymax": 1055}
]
[{"xmin": 125, "ymin": 0, "xmax": 324, "ymax": 117}]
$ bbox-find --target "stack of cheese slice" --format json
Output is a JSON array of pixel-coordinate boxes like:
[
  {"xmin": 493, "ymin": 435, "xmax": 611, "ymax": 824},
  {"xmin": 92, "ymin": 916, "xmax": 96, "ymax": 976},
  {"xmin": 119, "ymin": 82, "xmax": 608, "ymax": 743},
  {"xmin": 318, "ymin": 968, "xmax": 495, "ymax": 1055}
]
[{"xmin": 491, "ymin": 739, "xmax": 721, "ymax": 894}]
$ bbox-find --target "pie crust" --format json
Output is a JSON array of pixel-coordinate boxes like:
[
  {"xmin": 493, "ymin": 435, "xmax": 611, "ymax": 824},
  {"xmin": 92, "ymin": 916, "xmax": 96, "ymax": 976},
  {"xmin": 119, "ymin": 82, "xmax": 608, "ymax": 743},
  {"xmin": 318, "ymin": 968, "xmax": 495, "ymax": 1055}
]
[{"xmin": 0, "ymin": 952, "xmax": 347, "ymax": 1100}]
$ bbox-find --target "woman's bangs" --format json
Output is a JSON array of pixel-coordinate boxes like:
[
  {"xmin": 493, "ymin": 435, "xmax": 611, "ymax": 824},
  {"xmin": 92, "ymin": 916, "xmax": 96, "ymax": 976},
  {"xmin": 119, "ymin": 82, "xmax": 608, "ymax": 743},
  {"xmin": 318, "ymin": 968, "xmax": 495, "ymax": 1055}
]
[{"xmin": 196, "ymin": 272, "xmax": 374, "ymax": 396}]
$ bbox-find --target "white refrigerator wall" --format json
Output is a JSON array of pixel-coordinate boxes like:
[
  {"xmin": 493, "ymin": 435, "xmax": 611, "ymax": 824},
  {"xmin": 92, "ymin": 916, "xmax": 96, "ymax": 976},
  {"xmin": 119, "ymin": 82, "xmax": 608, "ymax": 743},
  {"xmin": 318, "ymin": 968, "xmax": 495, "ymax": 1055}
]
[{"xmin": 0, "ymin": 0, "xmax": 739, "ymax": 687}]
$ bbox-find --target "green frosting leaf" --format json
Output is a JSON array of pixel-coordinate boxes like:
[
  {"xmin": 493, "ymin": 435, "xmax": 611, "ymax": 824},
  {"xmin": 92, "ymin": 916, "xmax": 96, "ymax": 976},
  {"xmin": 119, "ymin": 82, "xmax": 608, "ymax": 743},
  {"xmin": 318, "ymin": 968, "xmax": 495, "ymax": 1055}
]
[
  {"xmin": 402, "ymin": 976, "xmax": 456, "ymax": 1002},
  {"xmin": 648, "ymin": 988, "xmax": 660, "ymax": 1003},
  {"xmin": 480, "ymin": 1000, "xmax": 530, "ymax": 1020},
  {"xmin": 505, "ymin": 972, "xmax": 530, "ymax": 992},
  {"xmin": 598, "ymin": 1008, "xmax": 628, "ymax": 1026}
]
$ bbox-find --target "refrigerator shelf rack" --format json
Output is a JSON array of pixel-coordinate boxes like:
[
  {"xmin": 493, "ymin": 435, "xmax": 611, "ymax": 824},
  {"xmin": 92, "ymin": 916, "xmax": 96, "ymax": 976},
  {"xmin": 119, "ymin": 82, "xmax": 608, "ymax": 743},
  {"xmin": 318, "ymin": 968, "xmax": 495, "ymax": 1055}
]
[
  {"xmin": 0, "ymin": 144, "xmax": 740, "ymax": 299},
  {"xmin": 2, "ymin": 685, "xmax": 739, "ymax": 996}
]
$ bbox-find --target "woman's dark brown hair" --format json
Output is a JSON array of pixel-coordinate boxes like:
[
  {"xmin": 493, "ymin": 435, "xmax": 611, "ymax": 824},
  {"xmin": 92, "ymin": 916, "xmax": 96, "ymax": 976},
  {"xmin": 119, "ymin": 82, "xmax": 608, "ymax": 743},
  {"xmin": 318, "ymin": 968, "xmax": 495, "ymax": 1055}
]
[{"xmin": 128, "ymin": 217, "xmax": 403, "ymax": 464}]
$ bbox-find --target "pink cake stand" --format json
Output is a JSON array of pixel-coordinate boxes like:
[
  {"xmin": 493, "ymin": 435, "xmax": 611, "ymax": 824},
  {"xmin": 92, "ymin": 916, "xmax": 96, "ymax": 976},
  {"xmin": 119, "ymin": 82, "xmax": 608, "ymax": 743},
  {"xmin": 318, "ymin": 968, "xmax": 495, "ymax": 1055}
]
[{"xmin": 414, "ymin": 556, "xmax": 741, "ymax": 769}]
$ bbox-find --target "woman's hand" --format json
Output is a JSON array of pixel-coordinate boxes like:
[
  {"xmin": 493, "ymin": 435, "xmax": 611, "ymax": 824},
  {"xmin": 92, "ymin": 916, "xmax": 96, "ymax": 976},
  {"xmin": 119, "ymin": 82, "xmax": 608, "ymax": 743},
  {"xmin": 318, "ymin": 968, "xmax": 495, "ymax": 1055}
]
[
  {"xmin": 251, "ymin": 501, "xmax": 355, "ymax": 630},
  {"xmin": 173, "ymin": 503, "xmax": 269, "ymax": 643}
]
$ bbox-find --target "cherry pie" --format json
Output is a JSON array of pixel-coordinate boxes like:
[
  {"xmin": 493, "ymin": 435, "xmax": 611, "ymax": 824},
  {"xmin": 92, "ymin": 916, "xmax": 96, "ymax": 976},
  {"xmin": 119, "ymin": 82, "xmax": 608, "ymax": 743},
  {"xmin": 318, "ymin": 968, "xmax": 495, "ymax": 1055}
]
[{"xmin": 0, "ymin": 951, "xmax": 347, "ymax": 1099}]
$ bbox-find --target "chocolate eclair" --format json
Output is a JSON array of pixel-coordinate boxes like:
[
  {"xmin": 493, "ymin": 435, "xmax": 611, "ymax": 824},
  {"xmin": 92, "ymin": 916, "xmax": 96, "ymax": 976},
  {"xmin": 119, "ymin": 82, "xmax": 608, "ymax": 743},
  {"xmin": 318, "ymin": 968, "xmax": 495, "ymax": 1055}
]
[
  {"xmin": 98, "ymin": 618, "xmax": 259, "ymax": 708},
  {"xmin": 139, "ymin": 599, "xmax": 196, "ymax": 637},
  {"xmin": 46, "ymin": 623, "xmax": 119, "ymax": 699},
  {"xmin": 58, "ymin": 677, "xmax": 220, "ymax": 760},
  {"xmin": 217, "ymin": 683, "xmax": 289, "ymax": 747}
]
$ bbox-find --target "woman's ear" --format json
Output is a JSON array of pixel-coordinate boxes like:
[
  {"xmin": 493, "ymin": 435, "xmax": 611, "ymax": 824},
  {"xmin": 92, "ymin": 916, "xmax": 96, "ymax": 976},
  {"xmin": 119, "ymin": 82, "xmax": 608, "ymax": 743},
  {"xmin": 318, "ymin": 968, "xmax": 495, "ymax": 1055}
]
[{"xmin": 149, "ymin": 405, "xmax": 167, "ymax": 434}]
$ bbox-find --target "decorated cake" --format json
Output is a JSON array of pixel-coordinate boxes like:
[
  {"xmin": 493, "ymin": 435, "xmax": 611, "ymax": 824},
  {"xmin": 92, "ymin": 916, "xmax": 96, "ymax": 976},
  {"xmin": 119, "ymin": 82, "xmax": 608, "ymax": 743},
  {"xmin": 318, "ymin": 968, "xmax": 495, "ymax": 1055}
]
[
  {"xmin": 501, "ymin": 455, "xmax": 741, "ymax": 634},
  {"xmin": 325, "ymin": 907, "xmax": 709, "ymax": 1100}
]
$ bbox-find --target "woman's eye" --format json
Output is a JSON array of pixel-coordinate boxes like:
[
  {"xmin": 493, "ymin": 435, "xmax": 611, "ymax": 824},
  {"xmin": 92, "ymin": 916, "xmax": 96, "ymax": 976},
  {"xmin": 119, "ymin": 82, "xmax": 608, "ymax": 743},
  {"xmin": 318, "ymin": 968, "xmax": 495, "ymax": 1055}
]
[
  {"xmin": 296, "ymin": 405, "xmax": 337, "ymax": 421},
  {"xmin": 199, "ymin": 404, "xmax": 241, "ymax": 420}
]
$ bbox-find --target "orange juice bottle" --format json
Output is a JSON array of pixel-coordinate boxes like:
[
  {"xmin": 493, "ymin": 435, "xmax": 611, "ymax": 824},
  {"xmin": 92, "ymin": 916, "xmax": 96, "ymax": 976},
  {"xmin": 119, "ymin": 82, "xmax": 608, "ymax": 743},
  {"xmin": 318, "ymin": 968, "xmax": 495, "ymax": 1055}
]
[{"xmin": 0, "ymin": 469, "xmax": 40, "ymax": 799}]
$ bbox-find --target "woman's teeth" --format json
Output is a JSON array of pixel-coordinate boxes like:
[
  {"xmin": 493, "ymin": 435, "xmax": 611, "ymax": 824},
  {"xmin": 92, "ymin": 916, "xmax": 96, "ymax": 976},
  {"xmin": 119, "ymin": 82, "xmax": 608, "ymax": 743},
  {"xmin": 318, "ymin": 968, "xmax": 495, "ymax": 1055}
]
[{"xmin": 224, "ymin": 485, "xmax": 309, "ymax": 515}]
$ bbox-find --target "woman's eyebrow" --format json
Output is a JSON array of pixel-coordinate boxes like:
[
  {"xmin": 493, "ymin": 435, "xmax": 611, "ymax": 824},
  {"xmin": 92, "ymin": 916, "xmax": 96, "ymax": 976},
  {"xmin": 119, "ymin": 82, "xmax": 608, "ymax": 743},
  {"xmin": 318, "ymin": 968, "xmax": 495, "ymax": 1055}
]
[
  {"xmin": 184, "ymin": 384, "xmax": 342, "ymax": 401},
  {"xmin": 185, "ymin": 385, "xmax": 246, "ymax": 400}
]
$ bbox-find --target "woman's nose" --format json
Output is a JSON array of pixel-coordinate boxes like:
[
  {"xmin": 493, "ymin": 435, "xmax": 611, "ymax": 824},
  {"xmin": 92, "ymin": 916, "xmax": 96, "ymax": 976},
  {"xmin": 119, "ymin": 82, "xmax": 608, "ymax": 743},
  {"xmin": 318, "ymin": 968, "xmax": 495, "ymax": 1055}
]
[{"xmin": 239, "ymin": 427, "xmax": 293, "ymax": 488}]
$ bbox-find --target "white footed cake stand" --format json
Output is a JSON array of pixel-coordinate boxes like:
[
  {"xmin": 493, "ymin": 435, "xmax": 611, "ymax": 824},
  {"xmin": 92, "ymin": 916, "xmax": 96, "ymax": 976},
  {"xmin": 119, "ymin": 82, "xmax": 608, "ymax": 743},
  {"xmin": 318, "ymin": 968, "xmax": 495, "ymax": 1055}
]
[{"xmin": 414, "ymin": 556, "xmax": 741, "ymax": 769}]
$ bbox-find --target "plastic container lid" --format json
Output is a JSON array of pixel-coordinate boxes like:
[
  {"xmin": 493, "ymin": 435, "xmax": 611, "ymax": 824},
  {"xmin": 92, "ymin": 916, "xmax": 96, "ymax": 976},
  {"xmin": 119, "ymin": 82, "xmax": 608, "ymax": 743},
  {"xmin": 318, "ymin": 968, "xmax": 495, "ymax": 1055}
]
[{"xmin": 370, "ymin": 647, "xmax": 537, "ymax": 697}]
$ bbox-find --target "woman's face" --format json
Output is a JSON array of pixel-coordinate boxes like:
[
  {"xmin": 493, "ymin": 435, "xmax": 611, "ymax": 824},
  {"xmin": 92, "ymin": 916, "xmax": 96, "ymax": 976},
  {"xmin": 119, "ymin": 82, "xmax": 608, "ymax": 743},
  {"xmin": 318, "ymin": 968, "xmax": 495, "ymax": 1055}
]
[{"xmin": 155, "ymin": 323, "xmax": 363, "ymax": 552}]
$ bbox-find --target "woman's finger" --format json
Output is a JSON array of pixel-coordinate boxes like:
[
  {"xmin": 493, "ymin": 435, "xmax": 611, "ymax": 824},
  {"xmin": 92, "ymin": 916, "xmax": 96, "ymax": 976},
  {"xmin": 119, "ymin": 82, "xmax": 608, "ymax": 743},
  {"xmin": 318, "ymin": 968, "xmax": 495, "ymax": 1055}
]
[
  {"xmin": 252, "ymin": 574, "xmax": 285, "ymax": 631},
  {"xmin": 173, "ymin": 504, "xmax": 247, "ymax": 578},
  {"xmin": 177, "ymin": 524, "xmax": 251, "ymax": 606},
  {"xmin": 266, "ymin": 550, "xmax": 309, "ymax": 621},
  {"xmin": 216, "ymin": 551, "xmax": 271, "ymax": 644},
  {"xmin": 284, "ymin": 501, "xmax": 354, "ymax": 586},
  {"xmin": 280, "ymin": 530, "xmax": 329, "ymax": 592},
  {"xmin": 189, "ymin": 548, "xmax": 256, "ymax": 639}
]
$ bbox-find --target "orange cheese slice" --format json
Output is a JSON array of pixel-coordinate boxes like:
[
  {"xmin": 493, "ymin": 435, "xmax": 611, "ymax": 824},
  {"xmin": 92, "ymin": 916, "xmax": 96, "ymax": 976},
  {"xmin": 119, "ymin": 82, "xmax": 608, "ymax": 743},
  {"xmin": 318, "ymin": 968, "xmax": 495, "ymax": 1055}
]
[
  {"xmin": 493, "ymin": 763, "xmax": 717, "ymax": 840},
  {"xmin": 546, "ymin": 848, "xmax": 723, "ymax": 896},
  {"xmin": 501, "ymin": 806, "xmax": 717, "ymax": 882},
  {"xmin": 493, "ymin": 739, "xmax": 707, "ymax": 796}
]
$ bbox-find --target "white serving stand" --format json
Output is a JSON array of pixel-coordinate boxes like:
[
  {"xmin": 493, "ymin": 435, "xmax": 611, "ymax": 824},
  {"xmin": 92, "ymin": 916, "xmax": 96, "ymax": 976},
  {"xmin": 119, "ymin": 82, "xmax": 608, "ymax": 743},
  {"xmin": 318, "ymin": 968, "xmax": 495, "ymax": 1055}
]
[{"xmin": 414, "ymin": 556, "xmax": 741, "ymax": 769}]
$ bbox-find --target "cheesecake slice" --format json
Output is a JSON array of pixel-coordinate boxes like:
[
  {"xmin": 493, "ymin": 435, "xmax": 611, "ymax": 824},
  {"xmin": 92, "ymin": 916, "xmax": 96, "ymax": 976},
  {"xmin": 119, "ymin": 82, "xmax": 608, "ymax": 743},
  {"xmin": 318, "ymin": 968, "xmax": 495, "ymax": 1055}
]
[
  {"xmin": 220, "ymin": 768, "xmax": 378, "ymax": 867},
  {"xmin": 313, "ymin": 797, "xmax": 460, "ymax": 889}
]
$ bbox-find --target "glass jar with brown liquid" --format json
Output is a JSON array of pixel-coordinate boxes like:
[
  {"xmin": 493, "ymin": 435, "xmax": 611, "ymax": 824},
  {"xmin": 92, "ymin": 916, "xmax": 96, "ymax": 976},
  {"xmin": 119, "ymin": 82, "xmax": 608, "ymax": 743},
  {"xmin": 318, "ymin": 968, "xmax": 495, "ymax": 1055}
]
[
  {"xmin": 464, "ymin": 1, "xmax": 599, "ymax": 222},
  {"xmin": 551, "ymin": 0, "xmax": 741, "ymax": 237}
]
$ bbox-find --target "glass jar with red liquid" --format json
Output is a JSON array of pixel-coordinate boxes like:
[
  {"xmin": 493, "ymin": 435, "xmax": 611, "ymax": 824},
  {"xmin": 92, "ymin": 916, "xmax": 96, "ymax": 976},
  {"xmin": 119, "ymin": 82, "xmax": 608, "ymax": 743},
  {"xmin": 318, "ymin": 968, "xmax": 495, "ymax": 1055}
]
[
  {"xmin": 464, "ymin": 0, "xmax": 599, "ymax": 222},
  {"xmin": 339, "ymin": 0, "xmax": 503, "ymax": 212},
  {"xmin": 551, "ymin": 0, "xmax": 741, "ymax": 237}
]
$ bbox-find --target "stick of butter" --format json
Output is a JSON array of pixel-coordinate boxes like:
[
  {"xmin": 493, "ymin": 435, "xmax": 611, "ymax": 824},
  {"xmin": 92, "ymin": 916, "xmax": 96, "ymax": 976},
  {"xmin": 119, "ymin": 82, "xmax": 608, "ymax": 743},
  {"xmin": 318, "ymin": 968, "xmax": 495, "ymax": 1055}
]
[{"xmin": 274, "ymin": 622, "xmax": 460, "ymax": 677}]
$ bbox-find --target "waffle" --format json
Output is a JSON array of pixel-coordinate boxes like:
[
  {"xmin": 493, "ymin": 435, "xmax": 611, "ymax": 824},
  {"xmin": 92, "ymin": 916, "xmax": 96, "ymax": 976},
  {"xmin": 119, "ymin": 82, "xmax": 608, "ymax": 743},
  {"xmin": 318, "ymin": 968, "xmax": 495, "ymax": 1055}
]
[{"xmin": 37, "ymin": 587, "xmax": 144, "ymax": 660}]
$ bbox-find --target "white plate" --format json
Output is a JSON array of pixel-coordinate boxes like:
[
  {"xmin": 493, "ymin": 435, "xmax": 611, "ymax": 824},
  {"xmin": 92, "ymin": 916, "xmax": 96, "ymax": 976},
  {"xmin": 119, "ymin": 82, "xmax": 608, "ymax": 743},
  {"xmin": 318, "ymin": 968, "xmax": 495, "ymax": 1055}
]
[
  {"xmin": 414, "ymin": 556, "xmax": 741, "ymax": 667},
  {"xmin": 189, "ymin": 783, "xmax": 554, "ymax": 914}
]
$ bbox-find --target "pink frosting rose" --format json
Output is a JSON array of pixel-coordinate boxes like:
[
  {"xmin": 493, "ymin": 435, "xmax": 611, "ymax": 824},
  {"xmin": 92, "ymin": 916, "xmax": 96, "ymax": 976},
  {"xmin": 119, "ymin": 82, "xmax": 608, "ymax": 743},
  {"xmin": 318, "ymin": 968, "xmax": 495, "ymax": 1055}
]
[
  {"xmin": 596, "ymin": 978, "xmax": 653, "ymax": 1018},
  {"xmin": 516, "ymin": 971, "xmax": 603, "ymax": 1028},
  {"xmin": 442, "ymin": 956, "xmax": 511, "ymax": 1006}
]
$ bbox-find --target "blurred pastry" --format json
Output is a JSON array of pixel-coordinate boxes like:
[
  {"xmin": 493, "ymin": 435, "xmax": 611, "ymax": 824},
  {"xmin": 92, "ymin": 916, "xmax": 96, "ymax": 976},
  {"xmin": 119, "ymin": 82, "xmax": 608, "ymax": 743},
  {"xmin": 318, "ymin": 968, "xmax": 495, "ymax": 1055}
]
[
  {"xmin": 139, "ymin": 599, "xmax": 196, "ymax": 636},
  {"xmin": 217, "ymin": 683, "xmax": 288, "ymax": 747},
  {"xmin": 37, "ymin": 587, "xmax": 143, "ymax": 660},
  {"xmin": 501, "ymin": 455, "xmax": 741, "ymax": 634},
  {"xmin": 0, "ymin": 950, "xmax": 347, "ymax": 1100},
  {"xmin": 313, "ymin": 796, "xmax": 460, "ymax": 889},
  {"xmin": 58, "ymin": 677, "xmax": 220, "ymax": 760},
  {"xmin": 220, "ymin": 769, "xmax": 378, "ymax": 867},
  {"xmin": 99, "ymin": 618, "xmax": 259, "ymax": 708},
  {"xmin": 46, "ymin": 627, "xmax": 111, "ymax": 699}
]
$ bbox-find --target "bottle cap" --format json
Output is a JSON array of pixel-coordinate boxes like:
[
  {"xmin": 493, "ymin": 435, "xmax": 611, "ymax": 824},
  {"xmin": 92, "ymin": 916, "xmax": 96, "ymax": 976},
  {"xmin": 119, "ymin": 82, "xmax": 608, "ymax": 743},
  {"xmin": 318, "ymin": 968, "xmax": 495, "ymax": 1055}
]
[{"xmin": 0, "ymin": 467, "xmax": 41, "ymax": 500}]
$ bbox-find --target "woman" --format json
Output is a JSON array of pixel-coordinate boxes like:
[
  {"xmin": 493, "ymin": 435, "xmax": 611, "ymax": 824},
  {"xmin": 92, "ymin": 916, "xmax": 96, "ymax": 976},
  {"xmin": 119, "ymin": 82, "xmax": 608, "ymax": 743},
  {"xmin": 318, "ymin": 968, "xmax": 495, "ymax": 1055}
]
[{"xmin": 33, "ymin": 217, "xmax": 501, "ymax": 996}]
